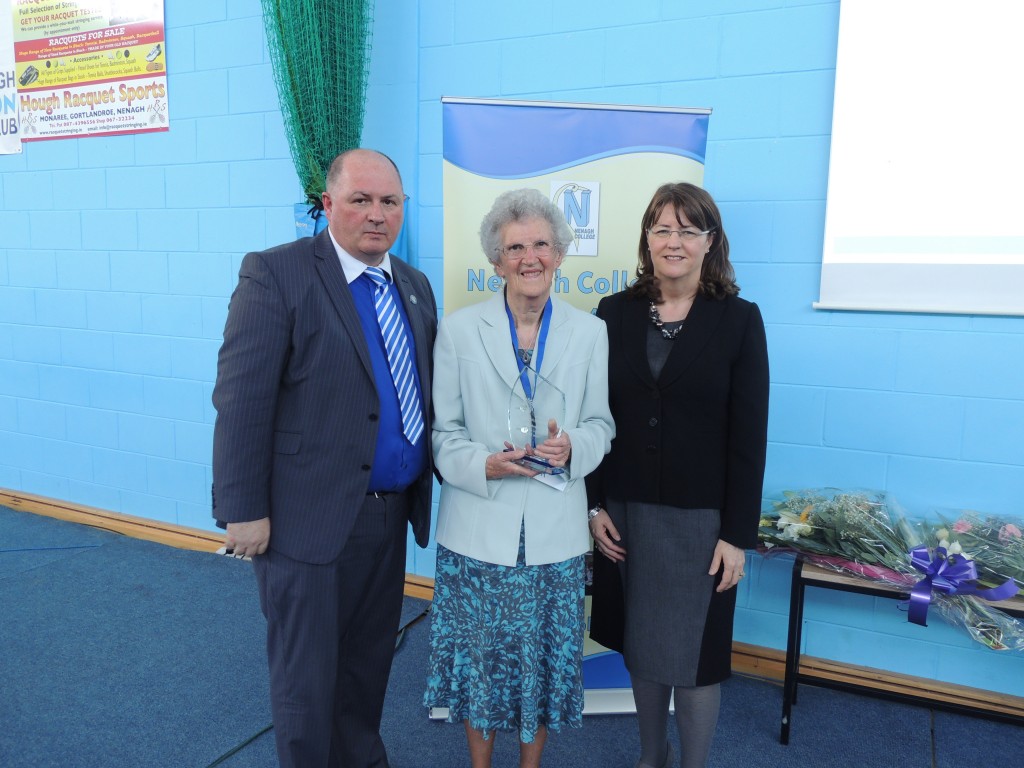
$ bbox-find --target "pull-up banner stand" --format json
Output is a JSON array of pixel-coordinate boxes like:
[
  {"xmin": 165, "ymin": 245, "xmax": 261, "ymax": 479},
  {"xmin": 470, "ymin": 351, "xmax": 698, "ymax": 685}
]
[{"xmin": 439, "ymin": 97, "xmax": 710, "ymax": 715}]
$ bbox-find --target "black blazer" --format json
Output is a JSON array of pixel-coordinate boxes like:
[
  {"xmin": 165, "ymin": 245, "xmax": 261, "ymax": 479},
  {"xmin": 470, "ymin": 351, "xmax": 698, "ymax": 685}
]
[
  {"xmin": 212, "ymin": 229, "xmax": 437, "ymax": 564},
  {"xmin": 586, "ymin": 290, "xmax": 769, "ymax": 549}
]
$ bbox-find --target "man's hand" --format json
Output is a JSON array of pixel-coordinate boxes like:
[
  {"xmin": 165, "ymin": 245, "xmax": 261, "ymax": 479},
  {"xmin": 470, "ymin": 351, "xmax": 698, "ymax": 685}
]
[{"xmin": 225, "ymin": 518, "xmax": 271, "ymax": 557}]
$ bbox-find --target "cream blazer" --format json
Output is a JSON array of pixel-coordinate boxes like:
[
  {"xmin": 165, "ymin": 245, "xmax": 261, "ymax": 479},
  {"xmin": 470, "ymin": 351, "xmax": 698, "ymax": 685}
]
[{"xmin": 432, "ymin": 292, "xmax": 614, "ymax": 567}]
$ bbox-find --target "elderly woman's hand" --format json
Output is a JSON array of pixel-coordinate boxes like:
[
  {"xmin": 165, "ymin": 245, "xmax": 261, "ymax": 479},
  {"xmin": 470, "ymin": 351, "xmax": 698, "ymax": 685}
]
[
  {"xmin": 531, "ymin": 419, "xmax": 572, "ymax": 468},
  {"xmin": 589, "ymin": 507, "xmax": 626, "ymax": 562},
  {"xmin": 485, "ymin": 443, "xmax": 541, "ymax": 480}
]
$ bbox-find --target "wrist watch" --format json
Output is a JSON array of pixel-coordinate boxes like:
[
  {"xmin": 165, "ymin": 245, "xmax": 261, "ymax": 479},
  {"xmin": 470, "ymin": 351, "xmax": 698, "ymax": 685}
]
[{"xmin": 587, "ymin": 505, "xmax": 603, "ymax": 521}]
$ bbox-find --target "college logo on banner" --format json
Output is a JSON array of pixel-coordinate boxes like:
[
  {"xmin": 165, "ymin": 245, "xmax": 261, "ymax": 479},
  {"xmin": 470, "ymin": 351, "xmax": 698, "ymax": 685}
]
[{"xmin": 550, "ymin": 180, "xmax": 600, "ymax": 257}]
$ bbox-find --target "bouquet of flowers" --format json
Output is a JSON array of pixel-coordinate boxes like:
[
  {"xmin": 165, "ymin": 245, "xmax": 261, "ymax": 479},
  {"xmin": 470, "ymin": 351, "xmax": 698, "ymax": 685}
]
[{"xmin": 758, "ymin": 489, "xmax": 1024, "ymax": 651}]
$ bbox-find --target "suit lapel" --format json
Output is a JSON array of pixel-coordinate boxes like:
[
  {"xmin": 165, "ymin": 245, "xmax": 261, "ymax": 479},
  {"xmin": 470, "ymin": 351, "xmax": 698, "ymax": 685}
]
[
  {"xmin": 657, "ymin": 293, "xmax": 726, "ymax": 387},
  {"xmin": 479, "ymin": 293, "xmax": 522, "ymax": 391},
  {"xmin": 312, "ymin": 230, "xmax": 374, "ymax": 379},
  {"xmin": 534, "ymin": 296, "xmax": 571, "ymax": 377},
  {"xmin": 621, "ymin": 296, "xmax": 657, "ymax": 387},
  {"xmin": 480, "ymin": 293, "xmax": 573, "ymax": 398}
]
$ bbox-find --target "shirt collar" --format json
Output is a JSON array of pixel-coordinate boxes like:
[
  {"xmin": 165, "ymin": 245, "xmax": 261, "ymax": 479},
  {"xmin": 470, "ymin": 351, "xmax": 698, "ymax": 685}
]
[{"xmin": 327, "ymin": 227, "xmax": 394, "ymax": 285}]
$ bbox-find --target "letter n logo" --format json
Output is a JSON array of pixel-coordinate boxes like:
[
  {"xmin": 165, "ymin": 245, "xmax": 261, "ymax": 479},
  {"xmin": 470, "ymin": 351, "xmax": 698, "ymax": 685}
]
[{"xmin": 562, "ymin": 187, "xmax": 591, "ymax": 228}]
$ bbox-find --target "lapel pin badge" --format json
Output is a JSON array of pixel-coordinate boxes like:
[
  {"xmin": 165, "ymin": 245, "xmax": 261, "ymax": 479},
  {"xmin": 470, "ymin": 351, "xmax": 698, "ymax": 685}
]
[{"xmin": 409, "ymin": 294, "xmax": 418, "ymax": 304}]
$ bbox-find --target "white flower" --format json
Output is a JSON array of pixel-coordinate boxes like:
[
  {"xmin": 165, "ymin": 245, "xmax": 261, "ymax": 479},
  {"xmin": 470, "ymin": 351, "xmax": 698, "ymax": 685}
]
[
  {"xmin": 936, "ymin": 528, "xmax": 949, "ymax": 541},
  {"xmin": 948, "ymin": 541, "xmax": 963, "ymax": 555},
  {"xmin": 780, "ymin": 525, "xmax": 803, "ymax": 542},
  {"xmin": 939, "ymin": 538, "xmax": 951, "ymax": 550},
  {"xmin": 777, "ymin": 510, "xmax": 813, "ymax": 540}
]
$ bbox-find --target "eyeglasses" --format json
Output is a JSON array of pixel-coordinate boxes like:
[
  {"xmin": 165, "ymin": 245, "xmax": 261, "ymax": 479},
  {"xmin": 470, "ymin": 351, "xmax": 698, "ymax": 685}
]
[
  {"xmin": 502, "ymin": 240, "xmax": 554, "ymax": 259},
  {"xmin": 647, "ymin": 227, "xmax": 712, "ymax": 241}
]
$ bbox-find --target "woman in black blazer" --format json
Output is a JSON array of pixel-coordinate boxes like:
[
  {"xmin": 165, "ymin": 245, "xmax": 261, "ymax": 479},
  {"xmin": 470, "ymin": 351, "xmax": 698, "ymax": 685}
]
[{"xmin": 586, "ymin": 183, "xmax": 769, "ymax": 768}]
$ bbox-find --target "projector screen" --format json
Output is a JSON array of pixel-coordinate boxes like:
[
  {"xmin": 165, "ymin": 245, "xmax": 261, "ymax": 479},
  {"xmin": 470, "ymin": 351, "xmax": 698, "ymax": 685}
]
[{"xmin": 816, "ymin": 0, "xmax": 1024, "ymax": 316}]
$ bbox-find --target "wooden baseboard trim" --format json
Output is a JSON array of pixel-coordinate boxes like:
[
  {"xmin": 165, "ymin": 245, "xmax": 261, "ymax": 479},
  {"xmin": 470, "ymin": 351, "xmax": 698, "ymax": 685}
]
[
  {"xmin": 731, "ymin": 641, "xmax": 786, "ymax": 681},
  {"xmin": 1, "ymin": 487, "xmax": 439, "ymax": 599},
  {"xmin": 404, "ymin": 574, "xmax": 435, "ymax": 601},
  {"xmin": 730, "ymin": 641, "xmax": 1024, "ymax": 719},
  {"xmin": 1, "ymin": 488, "xmax": 224, "ymax": 552},
  {"xmin": 4, "ymin": 489, "xmax": 1021, "ymax": 718},
  {"xmin": 793, "ymin": 653, "xmax": 1024, "ymax": 718}
]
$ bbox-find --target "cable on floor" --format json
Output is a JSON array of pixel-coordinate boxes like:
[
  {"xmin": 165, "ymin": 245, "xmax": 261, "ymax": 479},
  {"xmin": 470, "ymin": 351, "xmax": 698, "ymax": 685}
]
[{"xmin": 205, "ymin": 724, "xmax": 274, "ymax": 767}]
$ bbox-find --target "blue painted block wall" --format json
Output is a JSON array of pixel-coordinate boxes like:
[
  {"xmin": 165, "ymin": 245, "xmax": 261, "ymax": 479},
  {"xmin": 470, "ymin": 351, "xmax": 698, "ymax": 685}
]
[
  {"xmin": 2, "ymin": 0, "xmax": 1023, "ymax": 698},
  {"xmin": 0, "ymin": 0, "xmax": 302, "ymax": 531}
]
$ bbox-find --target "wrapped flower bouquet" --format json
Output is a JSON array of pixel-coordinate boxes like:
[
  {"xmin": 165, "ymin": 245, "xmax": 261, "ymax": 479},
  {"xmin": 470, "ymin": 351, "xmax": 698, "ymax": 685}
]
[{"xmin": 758, "ymin": 489, "xmax": 1023, "ymax": 651}]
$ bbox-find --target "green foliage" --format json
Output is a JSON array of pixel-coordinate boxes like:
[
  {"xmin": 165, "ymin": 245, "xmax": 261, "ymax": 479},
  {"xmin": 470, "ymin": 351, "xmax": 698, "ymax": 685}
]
[{"xmin": 261, "ymin": 0, "xmax": 374, "ymax": 204}]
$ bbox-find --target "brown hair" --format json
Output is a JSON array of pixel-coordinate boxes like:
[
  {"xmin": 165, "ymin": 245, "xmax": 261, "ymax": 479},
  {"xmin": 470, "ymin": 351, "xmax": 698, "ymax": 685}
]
[{"xmin": 627, "ymin": 182, "xmax": 738, "ymax": 302}]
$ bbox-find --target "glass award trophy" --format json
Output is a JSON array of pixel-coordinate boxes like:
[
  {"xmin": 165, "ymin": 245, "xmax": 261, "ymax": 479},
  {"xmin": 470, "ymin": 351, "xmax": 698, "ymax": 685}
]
[{"xmin": 506, "ymin": 363, "xmax": 567, "ymax": 475}]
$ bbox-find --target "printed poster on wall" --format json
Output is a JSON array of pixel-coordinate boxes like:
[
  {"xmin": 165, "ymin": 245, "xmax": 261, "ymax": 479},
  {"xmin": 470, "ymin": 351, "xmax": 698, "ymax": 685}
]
[
  {"xmin": 441, "ymin": 97, "xmax": 711, "ymax": 714},
  {"xmin": 10, "ymin": 0, "xmax": 167, "ymax": 140},
  {"xmin": 442, "ymin": 97, "xmax": 710, "ymax": 316},
  {"xmin": 0, "ymin": 0, "xmax": 20, "ymax": 152}
]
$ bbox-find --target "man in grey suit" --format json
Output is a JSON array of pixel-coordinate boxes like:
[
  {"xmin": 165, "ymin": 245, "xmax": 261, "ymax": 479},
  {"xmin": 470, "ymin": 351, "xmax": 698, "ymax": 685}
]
[{"xmin": 212, "ymin": 149, "xmax": 436, "ymax": 767}]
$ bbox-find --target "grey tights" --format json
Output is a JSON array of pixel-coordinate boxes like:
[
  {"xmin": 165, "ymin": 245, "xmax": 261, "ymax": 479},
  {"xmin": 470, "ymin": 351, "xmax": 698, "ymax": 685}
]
[{"xmin": 632, "ymin": 676, "xmax": 721, "ymax": 768}]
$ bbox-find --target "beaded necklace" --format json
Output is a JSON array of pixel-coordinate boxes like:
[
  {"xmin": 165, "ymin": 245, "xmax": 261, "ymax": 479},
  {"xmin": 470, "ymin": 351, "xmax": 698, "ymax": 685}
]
[{"xmin": 648, "ymin": 301, "xmax": 684, "ymax": 339}]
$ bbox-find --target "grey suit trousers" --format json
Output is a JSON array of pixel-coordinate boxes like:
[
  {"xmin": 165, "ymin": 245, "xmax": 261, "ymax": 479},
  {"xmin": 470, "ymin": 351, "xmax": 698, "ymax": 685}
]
[{"xmin": 253, "ymin": 491, "xmax": 410, "ymax": 768}]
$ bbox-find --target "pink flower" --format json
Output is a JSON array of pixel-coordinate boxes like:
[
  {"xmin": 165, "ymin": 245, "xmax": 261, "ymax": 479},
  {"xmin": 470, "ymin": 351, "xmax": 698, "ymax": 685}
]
[
  {"xmin": 998, "ymin": 523, "xmax": 1022, "ymax": 543},
  {"xmin": 952, "ymin": 520, "xmax": 973, "ymax": 533}
]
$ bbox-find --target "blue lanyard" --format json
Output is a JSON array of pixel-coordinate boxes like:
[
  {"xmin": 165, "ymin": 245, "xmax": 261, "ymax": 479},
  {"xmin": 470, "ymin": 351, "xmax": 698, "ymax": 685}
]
[{"xmin": 505, "ymin": 296, "xmax": 552, "ymax": 400}]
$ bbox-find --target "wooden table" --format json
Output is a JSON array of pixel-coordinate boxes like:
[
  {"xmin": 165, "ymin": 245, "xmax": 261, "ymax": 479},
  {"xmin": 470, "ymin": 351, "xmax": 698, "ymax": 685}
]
[{"xmin": 781, "ymin": 557, "xmax": 1024, "ymax": 744}]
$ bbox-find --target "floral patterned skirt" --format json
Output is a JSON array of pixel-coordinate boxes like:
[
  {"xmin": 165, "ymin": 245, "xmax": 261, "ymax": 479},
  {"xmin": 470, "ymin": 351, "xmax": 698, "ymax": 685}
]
[{"xmin": 423, "ymin": 537, "xmax": 585, "ymax": 743}]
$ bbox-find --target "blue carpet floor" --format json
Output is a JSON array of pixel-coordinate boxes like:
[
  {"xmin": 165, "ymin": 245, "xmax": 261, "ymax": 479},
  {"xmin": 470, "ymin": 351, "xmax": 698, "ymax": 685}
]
[
  {"xmin": 2, "ymin": 505, "xmax": 1021, "ymax": 767},
  {"xmin": 0, "ymin": 506, "xmax": 271, "ymax": 768}
]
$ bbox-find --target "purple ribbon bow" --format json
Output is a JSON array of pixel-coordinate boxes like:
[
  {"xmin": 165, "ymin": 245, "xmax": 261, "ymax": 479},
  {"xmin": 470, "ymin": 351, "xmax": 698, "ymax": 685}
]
[{"xmin": 907, "ymin": 545, "xmax": 1019, "ymax": 627}]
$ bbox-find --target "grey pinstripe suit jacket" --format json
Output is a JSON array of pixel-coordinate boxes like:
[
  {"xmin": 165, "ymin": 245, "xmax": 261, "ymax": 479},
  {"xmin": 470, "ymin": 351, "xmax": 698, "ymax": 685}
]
[{"xmin": 212, "ymin": 229, "xmax": 437, "ymax": 564}]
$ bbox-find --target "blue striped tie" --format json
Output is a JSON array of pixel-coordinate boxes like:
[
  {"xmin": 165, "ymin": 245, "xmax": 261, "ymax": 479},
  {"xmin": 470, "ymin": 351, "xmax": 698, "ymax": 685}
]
[{"xmin": 365, "ymin": 266, "xmax": 424, "ymax": 445}]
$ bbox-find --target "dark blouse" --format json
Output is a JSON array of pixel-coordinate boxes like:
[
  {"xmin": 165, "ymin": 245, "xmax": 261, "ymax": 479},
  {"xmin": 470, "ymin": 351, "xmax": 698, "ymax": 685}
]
[{"xmin": 646, "ymin": 320, "xmax": 682, "ymax": 380}]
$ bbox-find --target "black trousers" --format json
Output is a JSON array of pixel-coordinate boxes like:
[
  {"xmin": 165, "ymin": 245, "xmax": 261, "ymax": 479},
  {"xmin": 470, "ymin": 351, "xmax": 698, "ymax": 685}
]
[{"xmin": 253, "ymin": 491, "xmax": 409, "ymax": 768}]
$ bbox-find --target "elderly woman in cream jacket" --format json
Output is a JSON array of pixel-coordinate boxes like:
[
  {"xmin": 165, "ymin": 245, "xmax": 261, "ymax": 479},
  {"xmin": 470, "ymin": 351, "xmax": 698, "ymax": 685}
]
[{"xmin": 424, "ymin": 188, "xmax": 614, "ymax": 768}]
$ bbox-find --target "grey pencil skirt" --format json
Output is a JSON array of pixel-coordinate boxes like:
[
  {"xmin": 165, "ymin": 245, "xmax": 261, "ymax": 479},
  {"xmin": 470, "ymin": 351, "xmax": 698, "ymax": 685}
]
[{"xmin": 606, "ymin": 499, "xmax": 724, "ymax": 686}]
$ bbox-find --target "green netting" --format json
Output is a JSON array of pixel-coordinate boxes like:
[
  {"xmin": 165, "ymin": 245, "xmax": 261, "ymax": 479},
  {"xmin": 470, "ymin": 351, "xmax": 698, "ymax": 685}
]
[{"xmin": 261, "ymin": 0, "xmax": 375, "ymax": 206}]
